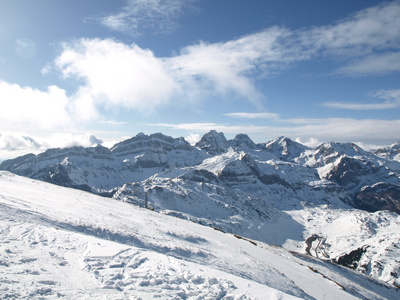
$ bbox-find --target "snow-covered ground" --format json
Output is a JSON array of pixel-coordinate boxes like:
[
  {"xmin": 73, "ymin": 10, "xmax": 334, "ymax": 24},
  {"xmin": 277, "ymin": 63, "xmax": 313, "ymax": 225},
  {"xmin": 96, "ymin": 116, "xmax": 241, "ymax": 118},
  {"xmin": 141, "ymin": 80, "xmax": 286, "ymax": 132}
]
[{"xmin": 1, "ymin": 171, "xmax": 398, "ymax": 299}]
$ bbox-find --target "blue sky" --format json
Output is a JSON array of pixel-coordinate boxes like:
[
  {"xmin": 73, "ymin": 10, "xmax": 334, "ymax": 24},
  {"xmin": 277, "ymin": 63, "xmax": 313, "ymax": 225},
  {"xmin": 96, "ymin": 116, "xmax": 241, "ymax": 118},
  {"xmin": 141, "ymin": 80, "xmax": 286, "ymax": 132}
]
[{"xmin": 1, "ymin": 0, "xmax": 400, "ymax": 160}]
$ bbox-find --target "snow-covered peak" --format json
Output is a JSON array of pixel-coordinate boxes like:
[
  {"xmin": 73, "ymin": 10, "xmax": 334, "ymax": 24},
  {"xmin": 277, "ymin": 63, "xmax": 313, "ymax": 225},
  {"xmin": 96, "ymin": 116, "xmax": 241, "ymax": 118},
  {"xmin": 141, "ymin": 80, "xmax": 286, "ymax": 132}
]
[
  {"xmin": 111, "ymin": 132, "xmax": 191, "ymax": 156},
  {"xmin": 229, "ymin": 133, "xmax": 257, "ymax": 149},
  {"xmin": 265, "ymin": 136, "xmax": 309, "ymax": 161},
  {"xmin": 195, "ymin": 130, "xmax": 229, "ymax": 155},
  {"xmin": 374, "ymin": 141, "xmax": 400, "ymax": 161},
  {"xmin": 298, "ymin": 141, "xmax": 371, "ymax": 168},
  {"xmin": 316, "ymin": 142, "xmax": 367, "ymax": 158}
]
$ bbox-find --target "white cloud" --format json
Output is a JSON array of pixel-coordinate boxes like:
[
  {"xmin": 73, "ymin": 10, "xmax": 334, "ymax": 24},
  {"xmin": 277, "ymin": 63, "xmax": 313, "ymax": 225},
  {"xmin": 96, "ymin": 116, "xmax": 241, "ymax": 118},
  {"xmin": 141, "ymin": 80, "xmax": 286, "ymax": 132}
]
[
  {"xmin": 167, "ymin": 27, "xmax": 299, "ymax": 108},
  {"xmin": 0, "ymin": 132, "xmax": 103, "ymax": 162},
  {"xmin": 323, "ymin": 89, "xmax": 400, "ymax": 110},
  {"xmin": 335, "ymin": 52, "xmax": 400, "ymax": 76},
  {"xmin": 99, "ymin": 0, "xmax": 196, "ymax": 35},
  {"xmin": 307, "ymin": 1, "xmax": 400, "ymax": 56},
  {"xmin": 54, "ymin": 33, "xmax": 293, "ymax": 114},
  {"xmin": 45, "ymin": 132, "xmax": 103, "ymax": 149},
  {"xmin": 99, "ymin": 120, "xmax": 128, "ymax": 126},
  {"xmin": 295, "ymin": 137, "xmax": 322, "ymax": 148},
  {"xmin": 224, "ymin": 112, "xmax": 280, "ymax": 119},
  {"xmin": 56, "ymin": 38, "xmax": 177, "ymax": 113},
  {"xmin": 0, "ymin": 81, "xmax": 72, "ymax": 129},
  {"xmin": 0, "ymin": 132, "xmax": 41, "ymax": 152},
  {"xmin": 185, "ymin": 133, "xmax": 201, "ymax": 145}
]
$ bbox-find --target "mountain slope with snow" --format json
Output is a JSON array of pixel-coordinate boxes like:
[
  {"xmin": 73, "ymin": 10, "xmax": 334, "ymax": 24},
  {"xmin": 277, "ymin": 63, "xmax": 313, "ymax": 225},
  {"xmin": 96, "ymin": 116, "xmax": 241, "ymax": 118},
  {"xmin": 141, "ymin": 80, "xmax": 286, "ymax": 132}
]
[
  {"xmin": 1, "ymin": 131, "xmax": 400, "ymax": 288},
  {"xmin": 375, "ymin": 142, "xmax": 400, "ymax": 162},
  {"xmin": 1, "ymin": 171, "xmax": 398, "ymax": 299}
]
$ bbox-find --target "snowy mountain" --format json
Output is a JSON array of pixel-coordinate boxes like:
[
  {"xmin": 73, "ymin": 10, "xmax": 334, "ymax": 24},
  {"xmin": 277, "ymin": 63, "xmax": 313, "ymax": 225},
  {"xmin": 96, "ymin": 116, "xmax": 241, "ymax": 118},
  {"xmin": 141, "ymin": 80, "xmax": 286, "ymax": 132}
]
[
  {"xmin": 296, "ymin": 142, "xmax": 400, "ymax": 213},
  {"xmin": 374, "ymin": 142, "xmax": 400, "ymax": 162},
  {"xmin": 0, "ymin": 133, "xmax": 207, "ymax": 194},
  {"xmin": 1, "ymin": 131, "xmax": 400, "ymax": 289},
  {"xmin": 265, "ymin": 136, "xmax": 310, "ymax": 162},
  {"xmin": 1, "ymin": 171, "xmax": 399, "ymax": 299}
]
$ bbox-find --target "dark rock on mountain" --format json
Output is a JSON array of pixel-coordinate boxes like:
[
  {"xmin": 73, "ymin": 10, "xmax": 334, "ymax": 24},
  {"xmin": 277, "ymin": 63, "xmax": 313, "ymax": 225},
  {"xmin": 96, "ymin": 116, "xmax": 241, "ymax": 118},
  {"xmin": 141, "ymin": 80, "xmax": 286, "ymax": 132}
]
[
  {"xmin": 180, "ymin": 169, "xmax": 220, "ymax": 184},
  {"xmin": 335, "ymin": 245, "xmax": 369, "ymax": 270},
  {"xmin": 355, "ymin": 183, "xmax": 400, "ymax": 213},
  {"xmin": 324, "ymin": 156, "xmax": 380, "ymax": 189},
  {"xmin": 265, "ymin": 136, "xmax": 310, "ymax": 161},
  {"xmin": 195, "ymin": 130, "xmax": 229, "ymax": 154},
  {"xmin": 230, "ymin": 133, "xmax": 258, "ymax": 149},
  {"xmin": 299, "ymin": 141, "xmax": 368, "ymax": 167}
]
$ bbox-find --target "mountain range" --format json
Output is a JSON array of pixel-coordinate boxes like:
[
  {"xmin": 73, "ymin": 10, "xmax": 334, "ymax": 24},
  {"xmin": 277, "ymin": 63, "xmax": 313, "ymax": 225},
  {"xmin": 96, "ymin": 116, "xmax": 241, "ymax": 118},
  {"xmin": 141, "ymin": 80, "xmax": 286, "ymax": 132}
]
[{"xmin": 1, "ymin": 130, "xmax": 400, "ymax": 290}]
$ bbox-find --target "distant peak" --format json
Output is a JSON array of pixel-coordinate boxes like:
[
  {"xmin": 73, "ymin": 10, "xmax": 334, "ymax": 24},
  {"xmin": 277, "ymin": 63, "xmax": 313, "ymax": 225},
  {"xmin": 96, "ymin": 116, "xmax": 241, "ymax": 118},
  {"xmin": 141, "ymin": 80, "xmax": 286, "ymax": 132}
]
[
  {"xmin": 195, "ymin": 130, "xmax": 228, "ymax": 155},
  {"xmin": 265, "ymin": 136, "xmax": 308, "ymax": 161},
  {"xmin": 231, "ymin": 134, "xmax": 256, "ymax": 149}
]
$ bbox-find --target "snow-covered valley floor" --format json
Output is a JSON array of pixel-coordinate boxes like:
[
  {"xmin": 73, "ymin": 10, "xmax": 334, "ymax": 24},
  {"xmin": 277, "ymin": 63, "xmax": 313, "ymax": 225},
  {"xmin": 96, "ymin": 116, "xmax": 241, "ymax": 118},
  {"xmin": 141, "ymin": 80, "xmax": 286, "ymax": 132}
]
[{"xmin": 0, "ymin": 171, "xmax": 398, "ymax": 299}]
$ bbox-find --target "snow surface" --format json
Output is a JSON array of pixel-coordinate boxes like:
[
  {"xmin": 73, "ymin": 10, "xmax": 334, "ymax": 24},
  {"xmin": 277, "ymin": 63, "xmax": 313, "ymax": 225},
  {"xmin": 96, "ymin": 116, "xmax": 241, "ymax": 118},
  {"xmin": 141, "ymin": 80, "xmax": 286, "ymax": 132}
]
[
  {"xmin": 2, "ymin": 132, "xmax": 400, "ymax": 292},
  {"xmin": 1, "ymin": 171, "xmax": 398, "ymax": 299}
]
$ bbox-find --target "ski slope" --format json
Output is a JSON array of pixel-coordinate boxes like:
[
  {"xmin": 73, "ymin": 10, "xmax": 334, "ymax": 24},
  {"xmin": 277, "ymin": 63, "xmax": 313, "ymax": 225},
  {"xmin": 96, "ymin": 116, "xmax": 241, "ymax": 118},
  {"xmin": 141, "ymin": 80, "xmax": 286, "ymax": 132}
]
[{"xmin": 0, "ymin": 171, "xmax": 398, "ymax": 299}]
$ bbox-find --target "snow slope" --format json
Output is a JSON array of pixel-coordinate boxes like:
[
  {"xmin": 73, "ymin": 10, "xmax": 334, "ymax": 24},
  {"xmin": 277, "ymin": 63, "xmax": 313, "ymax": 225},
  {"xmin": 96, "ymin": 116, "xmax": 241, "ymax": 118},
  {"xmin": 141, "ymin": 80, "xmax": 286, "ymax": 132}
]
[
  {"xmin": 1, "ymin": 131, "xmax": 400, "ymax": 289},
  {"xmin": 1, "ymin": 171, "xmax": 398, "ymax": 299}
]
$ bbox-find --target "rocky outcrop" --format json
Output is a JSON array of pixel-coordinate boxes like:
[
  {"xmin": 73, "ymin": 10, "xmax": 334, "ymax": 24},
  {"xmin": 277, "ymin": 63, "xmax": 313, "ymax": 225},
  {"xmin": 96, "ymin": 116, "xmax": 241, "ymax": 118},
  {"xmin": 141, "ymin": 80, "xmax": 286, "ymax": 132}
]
[{"xmin": 195, "ymin": 130, "xmax": 229, "ymax": 155}]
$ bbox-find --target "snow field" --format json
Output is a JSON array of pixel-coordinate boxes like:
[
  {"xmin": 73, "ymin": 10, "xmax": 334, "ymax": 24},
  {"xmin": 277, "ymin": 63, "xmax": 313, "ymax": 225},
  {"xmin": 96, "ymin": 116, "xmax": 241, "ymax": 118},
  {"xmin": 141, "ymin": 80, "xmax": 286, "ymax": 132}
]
[{"xmin": 0, "ymin": 171, "xmax": 399, "ymax": 299}]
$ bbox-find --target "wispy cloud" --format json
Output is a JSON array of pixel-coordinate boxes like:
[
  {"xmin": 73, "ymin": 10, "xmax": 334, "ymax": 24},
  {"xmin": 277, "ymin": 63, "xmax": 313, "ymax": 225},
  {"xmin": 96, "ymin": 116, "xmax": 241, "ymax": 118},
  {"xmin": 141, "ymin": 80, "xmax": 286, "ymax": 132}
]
[
  {"xmin": 98, "ymin": 0, "xmax": 197, "ymax": 36},
  {"xmin": 150, "ymin": 118, "xmax": 400, "ymax": 145},
  {"xmin": 166, "ymin": 27, "xmax": 295, "ymax": 108},
  {"xmin": 323, "ymin": 89, "xmax": 400, "ymax": 110},
  {"xmin": 335, "ymin": 52, "xmax": 400, "ymax": 76},
  {"xmin": 99, "ymin": 120, "xmax": 128, "ymax": 126},
  {"xmin": 224, "ymin": 112, "xmax": 280, "ymax": 119},
  {"xmin": 306, "ymin": 1, "xmax": 400, "ymax": 57}
]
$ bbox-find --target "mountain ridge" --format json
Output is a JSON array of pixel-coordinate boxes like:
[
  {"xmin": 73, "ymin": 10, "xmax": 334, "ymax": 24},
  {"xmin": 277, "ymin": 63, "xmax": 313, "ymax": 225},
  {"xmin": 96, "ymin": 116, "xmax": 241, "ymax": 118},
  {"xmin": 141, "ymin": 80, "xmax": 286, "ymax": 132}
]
[{"xmin": 1, "ymin": 131, "xmax": 400, "ymax": 287}]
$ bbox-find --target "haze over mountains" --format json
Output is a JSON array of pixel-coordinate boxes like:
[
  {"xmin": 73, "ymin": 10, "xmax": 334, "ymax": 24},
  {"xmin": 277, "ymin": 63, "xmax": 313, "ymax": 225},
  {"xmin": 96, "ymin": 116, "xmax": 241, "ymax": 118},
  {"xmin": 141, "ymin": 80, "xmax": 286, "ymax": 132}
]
[{"xmin": 1, "ymin": 131, "xmax": 400, "ymax": 295}]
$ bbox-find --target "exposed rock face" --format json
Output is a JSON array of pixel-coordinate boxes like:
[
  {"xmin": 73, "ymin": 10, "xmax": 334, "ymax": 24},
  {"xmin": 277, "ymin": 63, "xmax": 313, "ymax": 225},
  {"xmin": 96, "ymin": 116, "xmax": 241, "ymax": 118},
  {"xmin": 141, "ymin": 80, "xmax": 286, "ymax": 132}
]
[
  {"xmin": 265, "ymin": 136, "xmax": 310, "ymax": 161},
  {"xmin": 231, "ymin": 133, "xmax": 258, "ymax": 149},
  {"xmin": 335, "ymin": 245, "xmax": 370, "ymax": 270},
  {"xmin": 195, "ymin": 130, "xmax": 229, "ymax": 155},
  {"xmin": 355, "ymin": 183, "xmax": 400, "ymax": 213}
]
